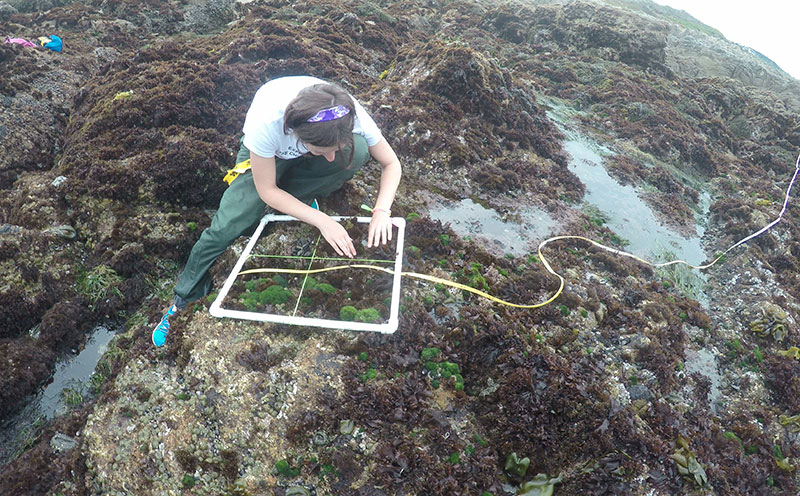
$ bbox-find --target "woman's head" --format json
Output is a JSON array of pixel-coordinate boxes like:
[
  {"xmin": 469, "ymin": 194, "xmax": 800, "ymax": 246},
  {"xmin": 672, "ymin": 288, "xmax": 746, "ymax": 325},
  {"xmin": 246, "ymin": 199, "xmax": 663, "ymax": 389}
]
[{"xmin": 283, "ymin": 83, "xmax": 356, "ymax": 164}]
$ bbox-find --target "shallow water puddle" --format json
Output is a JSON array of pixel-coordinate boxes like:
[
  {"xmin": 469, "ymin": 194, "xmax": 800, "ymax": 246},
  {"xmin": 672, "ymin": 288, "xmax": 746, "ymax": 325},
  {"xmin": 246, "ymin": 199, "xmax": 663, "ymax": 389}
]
[
  {"xmin": 427, "ymin": 198, "xmax": 556, "ymax": 257},
  {"xmin": 683, "ymin": 348, "xmax": 723, "ymax": 414},
  {"xmin": 0, "ymin": 324, "xmax": 117, "ymax": 462},
  {"xmin": 38, "ymin": 324, "xmax": 117, "ymax": 418},
  {"xmin": 563, "ymin": 138, "xmax": 708, "ymax": 265},
  {"xmin": 540, "ymin": 95, "xmax": 712, "ymax": 304},
  {"xmin": 563, "ymin": 134, "xmax": 712, "ymax": 307}
]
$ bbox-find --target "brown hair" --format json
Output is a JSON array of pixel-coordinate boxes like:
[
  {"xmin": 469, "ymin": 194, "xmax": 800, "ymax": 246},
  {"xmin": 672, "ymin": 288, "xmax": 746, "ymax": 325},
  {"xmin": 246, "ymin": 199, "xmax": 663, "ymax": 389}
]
[{"xmin": 283, "ymin": 83, "xmax": 356, "ymax": 167}]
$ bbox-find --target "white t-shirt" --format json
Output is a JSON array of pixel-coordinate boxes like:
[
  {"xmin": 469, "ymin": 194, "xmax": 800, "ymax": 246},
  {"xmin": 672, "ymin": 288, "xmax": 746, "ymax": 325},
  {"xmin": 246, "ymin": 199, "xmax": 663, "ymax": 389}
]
[{"xmin": 242, "ymin": 76, "xmax": 383, "ymax": 160}]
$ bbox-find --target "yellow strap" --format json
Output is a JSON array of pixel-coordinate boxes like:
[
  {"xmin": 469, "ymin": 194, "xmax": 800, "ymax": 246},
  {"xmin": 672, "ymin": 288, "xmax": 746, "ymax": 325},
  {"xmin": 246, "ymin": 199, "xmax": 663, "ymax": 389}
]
[{"xmin": 223, "ymin": 159, "xmax": 252, "ymax": 185}]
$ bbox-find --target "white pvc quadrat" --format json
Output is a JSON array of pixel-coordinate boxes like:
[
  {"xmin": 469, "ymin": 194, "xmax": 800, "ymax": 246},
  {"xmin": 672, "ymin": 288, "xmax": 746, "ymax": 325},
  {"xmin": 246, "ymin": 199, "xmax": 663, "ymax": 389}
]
[{"xmin": 209, "ymin": 214, "xmax": 406, "ymax": 333}]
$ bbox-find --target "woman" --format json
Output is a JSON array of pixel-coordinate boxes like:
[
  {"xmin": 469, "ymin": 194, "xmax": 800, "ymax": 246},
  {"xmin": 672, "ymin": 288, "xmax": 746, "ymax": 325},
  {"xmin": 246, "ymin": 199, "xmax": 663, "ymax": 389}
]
[{"xmin": 152, "ymin": 76, "xmax": 402, "ymax": 346}]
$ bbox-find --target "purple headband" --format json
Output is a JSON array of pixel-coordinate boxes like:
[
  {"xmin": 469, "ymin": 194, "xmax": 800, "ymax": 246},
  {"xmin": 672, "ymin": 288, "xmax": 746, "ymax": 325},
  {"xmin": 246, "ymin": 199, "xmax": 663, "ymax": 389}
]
[{"xmin": 307, "ymin": 105, "xmax": 350, "ymax": 123}]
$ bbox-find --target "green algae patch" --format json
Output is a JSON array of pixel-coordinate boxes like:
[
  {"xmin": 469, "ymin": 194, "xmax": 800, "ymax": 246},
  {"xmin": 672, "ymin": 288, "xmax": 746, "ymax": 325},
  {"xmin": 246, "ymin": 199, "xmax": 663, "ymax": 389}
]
[
  {"xmin": 340, "ymin": 305, "xmax": 358, "ymax": 321},
  {"xmin": 274, "ymin": 458, "xmax": 300, "ymax": 478},
  {"xmin": 458, "ymin": 262, "xmax": 489, "ymax": 291},
  {"xmin": 240, "ymin": 284, "xmax": 293, "ymax": 310},
  {"xmin": 421, "ymin": 348, "xmax": 464, "ymax": 391},
  {"xmin": 261, "ymin": 285, "xmax": 292, "ymax": 305},
  {"xmin": 181, "ymin": 474, "xmax": 197, "ymax": 488},
  {"xmin": 76, "ymin": 265, "xmax": 123, "ymax": 303},
  {"xmin": 315, "ymin": 283, "xmax": 337, "ymax": 294},
  {"xmin": 356, "ymin": 308, "xmax": 381, "ymax": 323},
  {"xmin": 773, "ymin": 445, "xmax": 796, "ymax": 472},
  {"xmin": 338, "ymin": 305, "xmax": 382, "ymax": 323},
  {"xmin": 421, "ymin": 347, "xmax": 441, "ymax": 361}
]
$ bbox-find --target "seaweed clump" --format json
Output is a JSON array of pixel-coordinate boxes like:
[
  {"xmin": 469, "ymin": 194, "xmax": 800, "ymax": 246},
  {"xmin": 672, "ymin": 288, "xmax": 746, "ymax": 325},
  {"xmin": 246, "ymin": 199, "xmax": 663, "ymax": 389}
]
[
  {"xmin": 0, "ymin": 338, "xmax": 55, "ymax": 419},
  {"xmin": 3, "ymin": 0, "xmax": 800, "ymax": 494},
  {"xmin": 380, "ymin": 39, "xmax": 569, "ymax": 182}
]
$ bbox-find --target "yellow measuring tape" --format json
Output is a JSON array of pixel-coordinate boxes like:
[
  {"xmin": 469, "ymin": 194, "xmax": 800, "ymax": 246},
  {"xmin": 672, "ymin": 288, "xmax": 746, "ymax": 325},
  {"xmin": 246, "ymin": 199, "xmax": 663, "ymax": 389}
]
[{"xmin": 239, "ymin": 155, "xmax": 800, "ymax": 309}]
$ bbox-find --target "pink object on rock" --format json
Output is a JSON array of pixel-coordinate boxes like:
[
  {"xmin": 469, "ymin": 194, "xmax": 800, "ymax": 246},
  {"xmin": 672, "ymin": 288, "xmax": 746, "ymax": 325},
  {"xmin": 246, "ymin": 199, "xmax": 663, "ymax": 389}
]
[{"xmin": 4, "ymin": 37, "xmax": 38, "ymax": 47}]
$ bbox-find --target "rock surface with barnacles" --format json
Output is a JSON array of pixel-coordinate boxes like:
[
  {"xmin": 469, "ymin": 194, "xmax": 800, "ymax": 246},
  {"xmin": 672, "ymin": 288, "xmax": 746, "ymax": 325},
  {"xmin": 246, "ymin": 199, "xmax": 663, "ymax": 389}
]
[{"xmin": 2, "ymin": 0, "xmax": 800, "ymax": 495}]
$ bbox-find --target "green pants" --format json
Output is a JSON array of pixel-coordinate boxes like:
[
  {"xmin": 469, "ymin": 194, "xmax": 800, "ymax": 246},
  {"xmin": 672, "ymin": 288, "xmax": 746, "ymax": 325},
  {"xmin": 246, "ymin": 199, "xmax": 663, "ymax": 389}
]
[{"xmin": 173, "ymin": 134, "xmax": 370, "ymax": 307}]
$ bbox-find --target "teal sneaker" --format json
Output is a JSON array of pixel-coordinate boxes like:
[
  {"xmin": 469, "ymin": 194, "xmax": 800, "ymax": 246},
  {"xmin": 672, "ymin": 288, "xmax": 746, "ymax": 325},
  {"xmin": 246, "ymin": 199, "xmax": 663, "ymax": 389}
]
[
  {"xmin": 311, "ymin": 198, "xmax": 319, "ymax": 210},
  {"xmin": 151, "ymin": 304, "xmax": 178, "ymax": 347}
]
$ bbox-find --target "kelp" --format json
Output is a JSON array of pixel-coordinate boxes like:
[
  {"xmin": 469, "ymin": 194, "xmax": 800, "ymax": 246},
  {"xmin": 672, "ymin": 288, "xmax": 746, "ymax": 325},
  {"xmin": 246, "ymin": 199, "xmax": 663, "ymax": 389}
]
[
  {"xmin": 669, "ymin": 436, "xmax": 707, "ymax": 487},
  {"xmin": 505, "ymin": 452, "xmax": 531, "ymax": 477},
  {"xmin": 517, "ymin": 473, "xmax": 563, "ymax": 496},
  {"xmin": 749, "ymin": 302, "xmax": 789, "ymax": 342},
  {"xmin": 779, "ymin": 414, "xmax": 800, "ymax": 433},
  {"xmin": 777, "ymin": 347, "xmax": 800, "ymax": 359}
]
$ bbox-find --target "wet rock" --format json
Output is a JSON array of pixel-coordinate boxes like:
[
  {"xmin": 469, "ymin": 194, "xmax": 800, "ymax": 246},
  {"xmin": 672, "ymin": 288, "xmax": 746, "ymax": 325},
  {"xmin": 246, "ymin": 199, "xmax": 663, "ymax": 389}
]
[
  {"xmin": 50, "ymin": 176, "xmax": 67, "ymax": 188},
  {"xmin": 182, "ymin": 0, "xmax": 237, "ymax": 34},
  {"xmin": 0, "ymin": 224, "xmax": 23, "ymax": 235},
  {"xmin": 532, "ymin": 1, "xmax": 670, "ymax": 73},
  {"xmin": 480, "ymin": 376, "xmax": 500, "ymax": 397},
  {"xmin": 666, "ymin": 23, "xmax": 800, "ymax": 110},
  {"xmin": 339, "ymin": 419, "xmax": 355, "ymax": 435},
  {"xmin": 2, "ymin": 0, "xmax": 799, "ymax": 495},
  {"xmin": 312, "ymin": 431, "xmax": 329, "ymax": 446},
  {"xmin": 38, "ymin": 298, "xmax": 91, "ymax": 350},
  {"xmin": 627, "ymin": 384, "xmax": 654, "ymax": 402},
  {"xmin": 0, "ymin": 337, "xmax": 55, "ymax": 419},
  {"xmin": 594, "ymin": 302, "xmax": 606, "ymax": 324},
  {"xmin": 93, "ymin": 46, "xmax": 120, "ymax": 67},
  {"xmin": 50, "ymin": 432, "xmax": 78, "ymax": 453},
  {"xmin": 0, "ymin": 3, "xmax": 17, "ymax": 21},
  {"xmin": 628, "ymin": 333, "xmax": 651, "ymax": 350},
  {"xmin": 357, "ymin": 487, "xmax": 389, "ymax": 496},
  {"xmin": 43, "ymin": 225, "xmax": 77, "ymax": 240},
  {"xmin": 5, "ymin": 0, "xmax": 69, "ymax": 11},
  {"xmin": 109, "ymin": 242, "xmax": 149, "ymax": 277}
]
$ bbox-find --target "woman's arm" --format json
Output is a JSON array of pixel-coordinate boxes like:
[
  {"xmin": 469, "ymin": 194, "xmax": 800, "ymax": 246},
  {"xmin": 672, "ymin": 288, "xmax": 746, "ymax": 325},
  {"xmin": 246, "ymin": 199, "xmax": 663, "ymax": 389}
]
[
  {"xmin": 250, "ymin": 152, "xmax": 357, "ymax": 257},
  {"xmin": 367, "ymin": 138, "xmax": 402, "ymax": 247}
]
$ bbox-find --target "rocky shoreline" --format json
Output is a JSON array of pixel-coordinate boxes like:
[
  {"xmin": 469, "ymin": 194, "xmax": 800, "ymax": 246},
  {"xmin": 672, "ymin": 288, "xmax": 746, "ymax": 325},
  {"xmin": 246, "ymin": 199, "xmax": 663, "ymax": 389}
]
[{"xmin": 1, "ymin": 0, "xmax": 799, "ymax": 494}]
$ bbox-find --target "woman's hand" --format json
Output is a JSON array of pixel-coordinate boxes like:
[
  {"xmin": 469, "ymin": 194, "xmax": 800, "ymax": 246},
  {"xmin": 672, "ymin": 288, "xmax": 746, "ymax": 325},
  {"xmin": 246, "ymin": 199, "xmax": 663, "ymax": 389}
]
[
  {"xmin": 367, "ymin": 139, "xmax": 401, "ymax": 248},
  {"xmin": 319, "ymin": 216, "xmax": 356, "ymax": 258},
  {"xmin": 368, "ymin": 209, "xmax": 393, "ymax": 248}
]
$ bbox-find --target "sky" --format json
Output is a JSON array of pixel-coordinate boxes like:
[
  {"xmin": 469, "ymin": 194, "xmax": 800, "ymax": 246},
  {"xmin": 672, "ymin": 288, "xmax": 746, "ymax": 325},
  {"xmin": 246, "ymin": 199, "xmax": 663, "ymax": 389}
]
[{"xmin": 653, "ymin": 0, "xmax": 800, "ymax": 81}]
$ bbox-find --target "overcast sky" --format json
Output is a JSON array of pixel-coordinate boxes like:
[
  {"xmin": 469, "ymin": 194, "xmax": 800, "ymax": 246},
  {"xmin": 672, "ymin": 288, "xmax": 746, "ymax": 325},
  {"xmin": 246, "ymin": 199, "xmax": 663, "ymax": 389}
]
[{"xmin": 653, "ymin": 0, "xmax": 800, "ymax": 81}]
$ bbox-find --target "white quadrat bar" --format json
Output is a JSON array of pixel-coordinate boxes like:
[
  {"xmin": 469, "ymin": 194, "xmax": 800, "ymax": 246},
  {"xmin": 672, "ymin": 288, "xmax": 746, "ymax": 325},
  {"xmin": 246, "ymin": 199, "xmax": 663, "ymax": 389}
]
[{"xmin": 209, "ymin": 214, "xmax": 406, "ymax": 333}]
